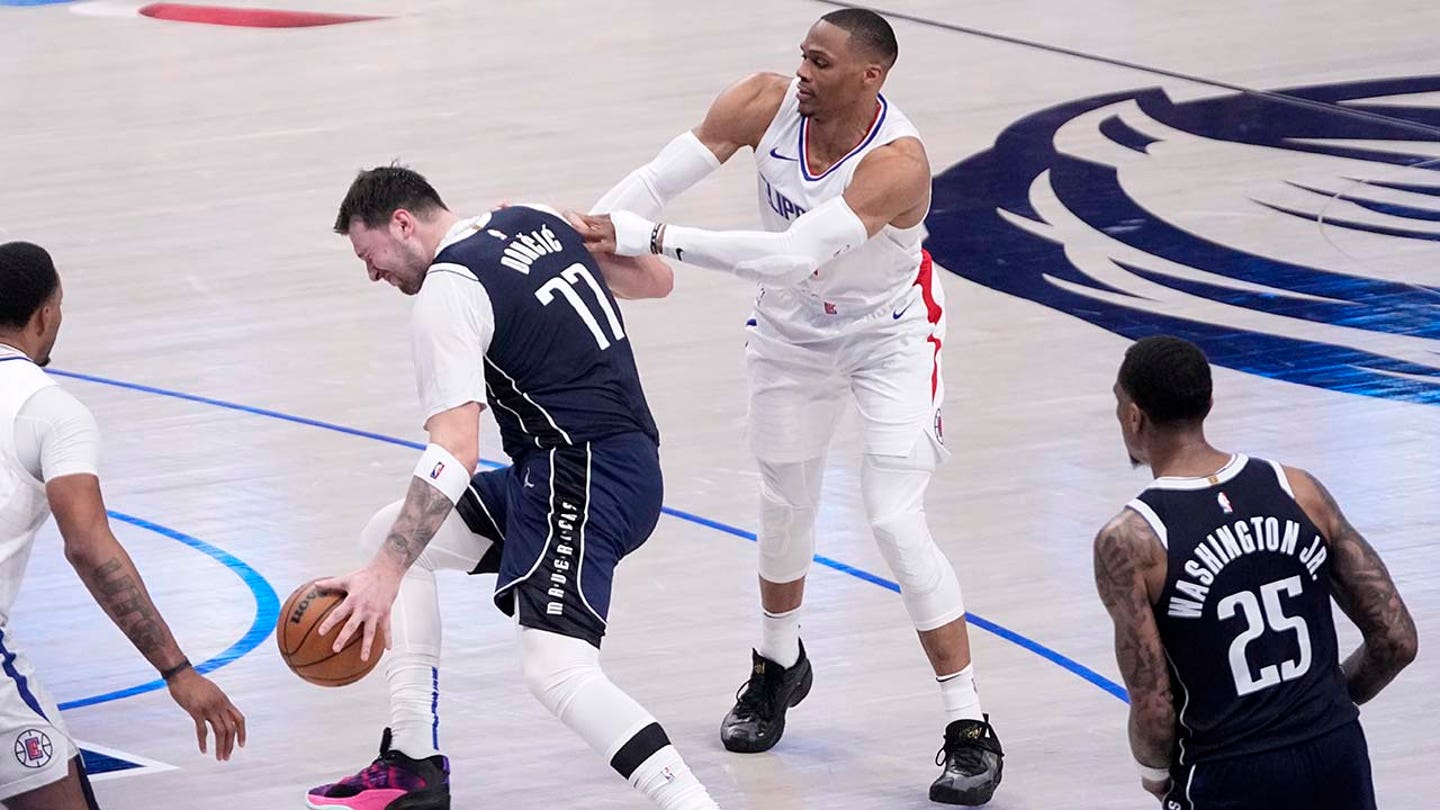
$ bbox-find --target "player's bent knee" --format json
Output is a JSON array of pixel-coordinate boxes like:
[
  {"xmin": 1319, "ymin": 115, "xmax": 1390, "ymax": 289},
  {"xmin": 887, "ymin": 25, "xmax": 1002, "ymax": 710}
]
[
  {"xmin": 870, "ymin": 511, "xmax": 966, "ymax": 631},
  {"xmin": 357, "ymin": 501, "xmax": 405, "ymax": 555}
]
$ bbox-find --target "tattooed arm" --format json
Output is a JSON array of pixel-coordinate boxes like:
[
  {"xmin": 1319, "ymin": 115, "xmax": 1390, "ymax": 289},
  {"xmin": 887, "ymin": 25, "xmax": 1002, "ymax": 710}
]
[
  {"xmin": 1093, "ymin": 508, "xmax": 1176, "ymax": 798},
  {"xmin": 48, "ymin": 474, "xmax": 247, "ymax": 760},
  {"xmin": 49, "ymin": 474, "xmax": 185, "ymax": 671},
  {"xmin": 1287, "ymin": 468, "xmax": 1417, "ymax": 704},
  {"xmin": 316, "ymin": 401, "xmax": 482, "ymax": 660}
]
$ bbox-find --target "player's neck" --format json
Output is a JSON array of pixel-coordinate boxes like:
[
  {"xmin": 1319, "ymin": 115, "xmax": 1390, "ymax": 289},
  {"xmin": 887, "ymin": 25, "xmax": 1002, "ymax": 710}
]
[
  {"xmin": 0, "ymin": 334, "xmax": 34, "ymax": 362},
  {"xmin": 419, "ymin": 210, "xmax": 463, "ymax": 260},
  {"xmin": 806, "ymin": 94, "xmax": 881, "ymax": 156},
  {"xmin": 1146, "ymin": 431, "xmax": 1230, "ymax": 480}
]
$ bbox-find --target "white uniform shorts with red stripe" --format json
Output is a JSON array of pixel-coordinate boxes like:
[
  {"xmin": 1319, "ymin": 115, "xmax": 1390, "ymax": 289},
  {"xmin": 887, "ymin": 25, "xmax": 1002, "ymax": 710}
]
[{"xmin": 745, "ymin": 254, "xmax": 949, "ymax": 463}]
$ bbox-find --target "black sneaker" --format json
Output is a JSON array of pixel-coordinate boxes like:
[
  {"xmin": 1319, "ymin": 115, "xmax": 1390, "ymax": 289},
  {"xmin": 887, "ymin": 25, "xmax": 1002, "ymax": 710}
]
[
  {"xmin": 720, "ymin": 640, "xmax": 814, "ymax": 753},
  {"xmin": 306, "ymin": 728, "xmax": 451, "ymax": 810},
  {"xmin": 929, "ymin": 715, "xmax": 1003, "ymax": 805}
]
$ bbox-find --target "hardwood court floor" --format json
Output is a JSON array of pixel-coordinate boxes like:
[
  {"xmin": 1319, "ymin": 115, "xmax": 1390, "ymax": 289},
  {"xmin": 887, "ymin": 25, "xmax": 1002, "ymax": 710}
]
[{"xmin": 0, "ymin": 1, "xmax": 1435, "ymax": 807}]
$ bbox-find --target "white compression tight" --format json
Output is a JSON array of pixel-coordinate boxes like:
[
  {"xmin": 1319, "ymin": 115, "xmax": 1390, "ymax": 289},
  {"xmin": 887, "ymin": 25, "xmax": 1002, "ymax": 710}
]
[{"xmin": 519, "ymin": 629, "xmax": 719, "ymax": 809}]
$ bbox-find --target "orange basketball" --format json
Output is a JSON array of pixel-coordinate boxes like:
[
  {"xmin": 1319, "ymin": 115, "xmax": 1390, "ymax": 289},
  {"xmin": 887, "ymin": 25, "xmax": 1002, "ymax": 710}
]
[{"xmin": 276, "ymin": 579, "xmax": 381, "ymax": 687}]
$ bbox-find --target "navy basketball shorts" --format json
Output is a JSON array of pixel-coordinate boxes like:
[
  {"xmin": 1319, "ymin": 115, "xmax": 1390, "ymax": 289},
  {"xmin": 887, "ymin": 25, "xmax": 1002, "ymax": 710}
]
[
  {"xmin": 455, "ymin": 431, "xmax": 662, "ymax": 647},
  {"xmin": 1163, "ymin": 720, "xmax": 1375, "ymax": 810}
]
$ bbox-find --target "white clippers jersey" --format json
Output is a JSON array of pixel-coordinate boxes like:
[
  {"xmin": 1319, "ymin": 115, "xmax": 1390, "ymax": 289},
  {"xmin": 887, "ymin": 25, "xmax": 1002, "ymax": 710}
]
[
  {"xmin": 0, "ymin": 347, "xmax": 56, "ymax": 624},
  {"xmin": 753, "ymin": 78, "xmax": 927, "ymax": 335}
]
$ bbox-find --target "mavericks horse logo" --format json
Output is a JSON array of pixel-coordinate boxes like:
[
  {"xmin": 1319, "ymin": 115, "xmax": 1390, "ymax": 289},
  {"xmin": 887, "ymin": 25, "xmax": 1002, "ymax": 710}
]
[{"xmin": 925, "ymin": 76, "xmax": 1440, "ymax": 407}]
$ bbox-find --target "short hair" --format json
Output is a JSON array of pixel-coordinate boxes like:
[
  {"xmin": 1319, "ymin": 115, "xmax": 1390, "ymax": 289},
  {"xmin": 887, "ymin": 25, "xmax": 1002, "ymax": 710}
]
[
  {"xmin": 333, "ymin": 165, "xmax": 448, "ymax": 234},
  {"xmin": 1118, "ymin": 336, "xmax": 1213, "ymax": 426},
  {"xmin": 821, "ymin": 8, "xmax": 899, "ymax": 68},
  {"xmin": 0, "ymin": 242, "xmax": 60, "ymax": 330}
]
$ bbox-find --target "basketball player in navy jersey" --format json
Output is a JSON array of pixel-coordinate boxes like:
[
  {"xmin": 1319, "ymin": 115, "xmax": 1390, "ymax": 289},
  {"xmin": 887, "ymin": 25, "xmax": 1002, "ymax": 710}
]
[
  {"xmin": 569, "ymin": 9, "xmax": 1002, "ymax": 804},
  {"xmin": 1095, "ymin": 336, "xmax": 1417, "ymax": 808},
  {"xmin": 306, "ymin": 168, "xmax": 720, "ymax": 810}
]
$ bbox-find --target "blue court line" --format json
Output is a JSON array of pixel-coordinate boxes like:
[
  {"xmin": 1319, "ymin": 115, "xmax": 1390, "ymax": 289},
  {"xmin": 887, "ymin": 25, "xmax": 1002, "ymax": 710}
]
[
  {"xmin": 57, "ymin": 511, "xmax": 281, "ymax": 711},
  {"xmin": 50, "ymin": 368, "xmax": 1128, "ymax": 703}
]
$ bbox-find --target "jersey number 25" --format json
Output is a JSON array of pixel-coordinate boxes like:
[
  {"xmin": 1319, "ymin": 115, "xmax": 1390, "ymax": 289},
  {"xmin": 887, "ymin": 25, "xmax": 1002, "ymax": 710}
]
[{"xmin": 1217, "ymin": 575, "xmax": 1313, "ymax": 697}]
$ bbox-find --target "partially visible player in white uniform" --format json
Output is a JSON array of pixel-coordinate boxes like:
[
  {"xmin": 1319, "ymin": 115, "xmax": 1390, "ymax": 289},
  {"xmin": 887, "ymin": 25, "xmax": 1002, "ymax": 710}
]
[
  {"xmin": 0, "ymin": 242, "xmax": 246, "ymax": 810},
  {"xmin": 571, "ymin": 9, "xmax": 1002, "ymax": 805}
]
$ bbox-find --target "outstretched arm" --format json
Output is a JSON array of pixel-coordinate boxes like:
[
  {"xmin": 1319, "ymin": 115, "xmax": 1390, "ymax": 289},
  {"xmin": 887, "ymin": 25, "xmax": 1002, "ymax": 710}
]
[
  {"xmin": 582, "ymin": 74, "xmax": 787, "ymax": 296},
  {"xmin": 570, "ymin": 139, "xmax": 930, "ymax": 286},
  {"xmin": 1093, "ymin": 508, "xmax": 1175, "ymax": 799},
  {"xmin": 51, "ymin": 474, "xmax": 246, "ymax": 760},
  {"xmin": 1288, "ymin": 468, "xmax": 1417, "ymax": 704}
]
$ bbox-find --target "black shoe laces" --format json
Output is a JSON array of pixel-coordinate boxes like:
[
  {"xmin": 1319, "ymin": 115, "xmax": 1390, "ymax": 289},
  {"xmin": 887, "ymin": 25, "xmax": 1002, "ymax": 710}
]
[
  {"xmin": 732, "ymin": 668, "xmax": 780, "ymax": 722},
  {"xmin": 936, "ymin": 719, "xmax": 998, "ymax": 775}
]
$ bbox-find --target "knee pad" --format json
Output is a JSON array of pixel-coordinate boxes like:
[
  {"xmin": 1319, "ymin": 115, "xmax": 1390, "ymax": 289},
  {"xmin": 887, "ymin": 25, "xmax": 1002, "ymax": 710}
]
[
  {"xmin": 863, "ymin": 456, "xmax": 965, "ymax": 632},
  {"xmin": 757, "ymin": 457, "xmax": 826, "ymax": 583}
]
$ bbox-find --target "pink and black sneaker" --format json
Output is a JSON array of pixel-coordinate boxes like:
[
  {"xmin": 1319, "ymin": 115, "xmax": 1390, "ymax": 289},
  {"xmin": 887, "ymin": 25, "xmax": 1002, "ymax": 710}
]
[{"xmin": 306, "ymin": 728, "xmax": 450, "ymax": 810}]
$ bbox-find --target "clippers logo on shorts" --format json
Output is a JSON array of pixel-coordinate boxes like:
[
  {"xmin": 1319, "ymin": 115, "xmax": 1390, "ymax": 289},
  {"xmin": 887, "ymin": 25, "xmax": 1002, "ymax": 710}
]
[
  {"xmin": 926, "ymin": 75, "xmax": 1440, "ymax": 409},
  {"xmin": 14, "ymin": 729, "xmax": 53, "ymax": 769}
]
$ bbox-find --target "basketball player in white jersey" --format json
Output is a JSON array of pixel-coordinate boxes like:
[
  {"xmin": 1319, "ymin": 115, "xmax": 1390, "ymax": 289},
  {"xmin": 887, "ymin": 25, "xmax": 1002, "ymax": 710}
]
[
  {"xmin": 0, "ymin": 242, "xmax": 246, "ymax": 809},
  {"xmin": 570, "ymin": 9, "xmax": 1002, "ymax": 804}
]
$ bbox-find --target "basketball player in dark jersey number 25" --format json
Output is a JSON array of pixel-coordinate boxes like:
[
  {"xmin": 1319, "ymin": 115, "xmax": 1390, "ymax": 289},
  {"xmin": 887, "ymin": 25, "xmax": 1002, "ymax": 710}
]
[{"xmin": 1094, "ymin": 336, "xmax": 1417, "ymax": 809}]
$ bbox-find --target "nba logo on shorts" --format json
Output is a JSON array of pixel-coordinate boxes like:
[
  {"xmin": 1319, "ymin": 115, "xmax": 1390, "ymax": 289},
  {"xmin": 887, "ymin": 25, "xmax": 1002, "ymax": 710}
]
[
  {"xmin": 934, "ymin": 410, "xmax": 944, "ymax": 444},
  {"xmin": 13, "ymin": 729, "xmax": 53, "ymax": 769}
]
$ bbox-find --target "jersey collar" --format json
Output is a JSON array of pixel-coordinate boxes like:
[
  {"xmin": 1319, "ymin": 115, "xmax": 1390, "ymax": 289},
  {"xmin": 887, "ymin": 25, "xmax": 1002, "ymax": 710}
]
[
  {"xmin": 1147, "ymin": 454, "xmax": 1249, "ymax": 491},
  {"xmin": 436, "ymin": 213, "xmax": 494, "ymax": 254}
]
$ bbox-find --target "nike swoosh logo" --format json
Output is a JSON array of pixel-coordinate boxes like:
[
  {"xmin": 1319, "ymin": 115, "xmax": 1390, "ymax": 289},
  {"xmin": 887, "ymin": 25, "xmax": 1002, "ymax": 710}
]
[
  {"xmin": 674, "ymin": 247, "xmax": 684, "ymax": 262},
  {"xmin": 893, "ymin": 302, "xmax": 914, "ymax": 319},
  {"xmin": 768, "ymin": 147, "xmax": 799, "ymax": 162}
]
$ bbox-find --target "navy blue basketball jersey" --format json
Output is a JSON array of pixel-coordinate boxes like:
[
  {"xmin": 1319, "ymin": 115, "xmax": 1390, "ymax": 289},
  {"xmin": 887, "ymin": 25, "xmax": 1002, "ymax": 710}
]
[
  {"xmin": 1130, "ymin": 455, "xmax": 1356, "ymax": 765},
  {"xmin": 433, "ymin": 205, "xmax": 659, "ymax": 460}
]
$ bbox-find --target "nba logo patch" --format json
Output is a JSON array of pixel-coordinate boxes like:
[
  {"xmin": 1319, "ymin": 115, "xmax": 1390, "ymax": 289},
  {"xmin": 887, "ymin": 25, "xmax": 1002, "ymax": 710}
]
[
  {"xmin": 14, "ymin": 729, "xmax": 53, "ymax": 769},
  {"xmin": 1217, "ymin": 492, "xmax": 1234, "ymax": 514},
  {"xmin": 934, "ymin": 410, "xmax": 945, "ymax": 444},
  {"xmin": 430, "ymin": 462, "xmax": 445, "ymax": 479},
  {"xmin": 823, "ymin": 301, "xmax": 837, "ymax": 315}
]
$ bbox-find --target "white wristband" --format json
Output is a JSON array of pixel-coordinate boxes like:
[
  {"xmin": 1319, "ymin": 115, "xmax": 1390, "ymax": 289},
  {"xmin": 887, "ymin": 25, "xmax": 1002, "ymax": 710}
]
[
  {"xmin": 1136, "ymin": 761, "xmax": 1170, "ymax": 782},
  {"xmin": 609, "ymin": 210, "xmax": 658, "ymax": 257},
  {"xmin": 413, "ymin": 444, "xmax": 471, "ymax": 503}
]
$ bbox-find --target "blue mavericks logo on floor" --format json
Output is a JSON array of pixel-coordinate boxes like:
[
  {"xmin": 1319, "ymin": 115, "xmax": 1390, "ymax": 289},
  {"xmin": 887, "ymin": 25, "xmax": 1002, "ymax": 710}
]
[{"xmin": 925, "ymin": 76, "xmax": 1440, "ymax": 406}]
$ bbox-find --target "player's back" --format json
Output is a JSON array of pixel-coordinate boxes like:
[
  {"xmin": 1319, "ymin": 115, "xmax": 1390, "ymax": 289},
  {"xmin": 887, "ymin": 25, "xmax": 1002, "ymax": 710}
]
[
  {"xmin": 1129, "ymin": 454, "xmax": 1357, "ymax": 766},
  {"xmin": 0, "ymin": 346, "xmax": 57, "ymax": 624},
  {"xmin": 432, "ymin": 205, "xmax": 659, "ymax": 461}
]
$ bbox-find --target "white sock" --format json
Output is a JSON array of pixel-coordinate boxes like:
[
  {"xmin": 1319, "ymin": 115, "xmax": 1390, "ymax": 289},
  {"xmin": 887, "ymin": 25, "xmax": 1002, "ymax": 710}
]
[
  {"xmin": 633, "ymin": 746, "xmax": 722, "ymax": 810},
  {"xmin": 385, "ymin": 565, "xmax": 444, "ymax": 758},
  {"xmin": 938, "ymin": 664, "xmax": 984, "ymax": 723},
  {"xmin": 385, "ymin": 654, "xmax": 440, "ymax": 758},
  {"xmin": 758, "ymin": 608, "xmax": 801, "ymax": 668}
]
